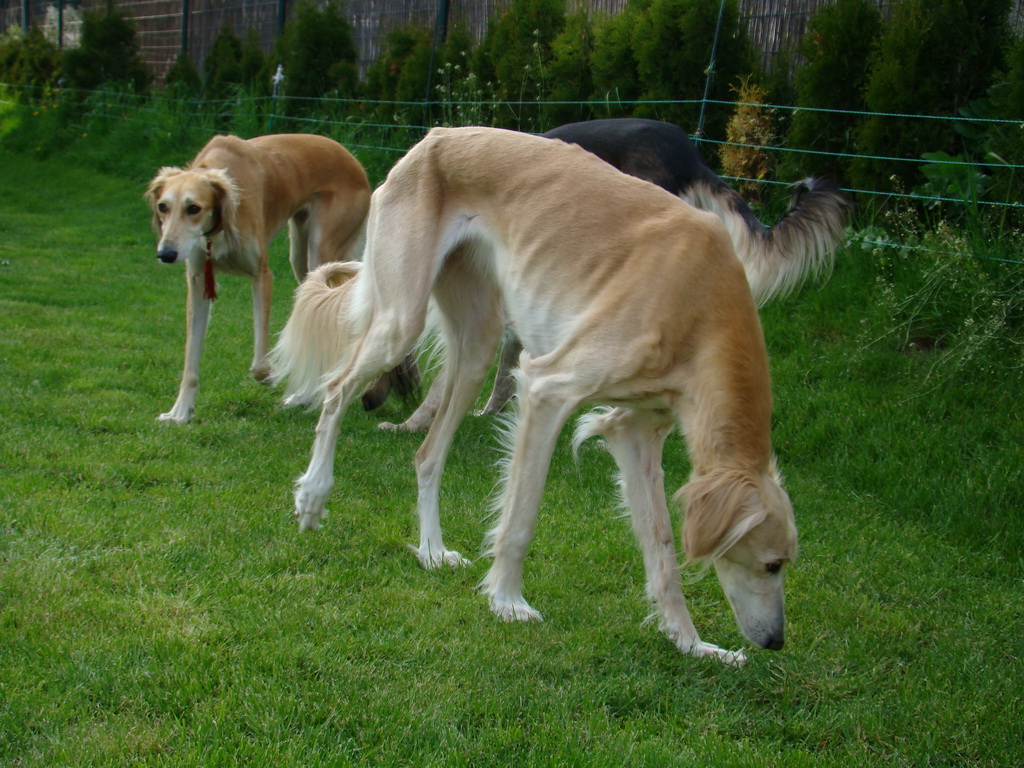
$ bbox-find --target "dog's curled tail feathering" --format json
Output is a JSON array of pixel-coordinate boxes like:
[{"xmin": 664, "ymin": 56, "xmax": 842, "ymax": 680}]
[
  {"xmin": 269, "ymin": 260, "xmax": 365, "ymax": 408},
  {"xmin": 689, "ymin": 176, "xmax": 852, "ymax": 306},
  {"xmin": 269, "ymin": 261, "xmax": 421, "ymax": 410}
]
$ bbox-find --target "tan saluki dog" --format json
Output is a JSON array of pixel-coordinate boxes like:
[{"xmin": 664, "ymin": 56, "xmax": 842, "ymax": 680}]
[
  {"xmin": 382, "ymin": 118, "xmax": 851, "ymax": 432},
  {"xmin": 272, "ymin": 127, "xmax": 797, "ymax": 664},
  {"xmin": 146, "ymin": 133, "xmax": 371, "ymax": 423}
]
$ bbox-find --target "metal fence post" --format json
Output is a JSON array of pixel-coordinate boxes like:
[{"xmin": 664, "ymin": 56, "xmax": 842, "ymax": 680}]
[
  {"xmin": 180, "ymin": 0, "xmax": 190, "ymax": 54},
  {"xmin": 277, "ymin": 0, "xmax": 288, "ymax": 35},
  {"xmin": 423, "ymin": 0, "xmax": 450, "ymax": 130}
]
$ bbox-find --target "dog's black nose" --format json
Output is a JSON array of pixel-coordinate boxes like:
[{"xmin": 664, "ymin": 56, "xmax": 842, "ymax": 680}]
[
  {"xmin": 158, "ymin": 249, "xmax": 179, "ymax": 264},
  {"xmin": 763, "ymin": 635, "xmax": 785, "ymax": 651}
]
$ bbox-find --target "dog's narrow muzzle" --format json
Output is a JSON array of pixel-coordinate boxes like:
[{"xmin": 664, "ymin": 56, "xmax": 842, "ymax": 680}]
[{"xmin": 158, "ymin": 248, "xmax": 179, "ymax": 264}]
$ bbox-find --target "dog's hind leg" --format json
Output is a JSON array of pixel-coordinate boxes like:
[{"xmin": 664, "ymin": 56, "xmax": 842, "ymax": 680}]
[
  {"xmin": 479, "ymin": 329, "xmax": 521, "ymax": 416},
  {"xmin": 384, "ymin": 326, "xmax": 522, "ymax": 431},
  {"xmin": 480, "ymin": 363, "xmax": 578, "ymax": 622},
  {"xmin": 287, "ymin": 212, "xmax": 312, "ymax": 283},
  {"xmin": 411, "ymin": 250, "xmax": 505, "ymax": 567},
  {"xmin": 576, "ymin": 406, "xmax": 746, "ymax": 665},
  {"xmin": 160, "ymin": 263, "xmax": 212, "ymax": 424},
  {"xmin": 250, "ymin": 256, "xmax": 274, "ymax": 382}
]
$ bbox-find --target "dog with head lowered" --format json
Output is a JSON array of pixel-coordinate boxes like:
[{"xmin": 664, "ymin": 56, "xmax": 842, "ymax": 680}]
[
  {"xmin": 145, "ymin": 133, "xmax": 371, "ymax": 423},
  {"xmin": 271, "ymin": 127, "xmax": 798, "ymax": 665}
]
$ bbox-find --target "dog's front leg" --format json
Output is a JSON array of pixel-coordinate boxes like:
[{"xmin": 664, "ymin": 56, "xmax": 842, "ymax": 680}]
[
  {"xmin": 250, "ymin": 262, "xmax": 273, "ymax": 382},
  {"xmin": 588, "ymin": 407, "xmax": 747, "ymax": 666},
  {"xmin": 480, "ymin": 373, "xmax": 575, "ymax": 623},
  {"xmin": 293, "ymin": 393, "xmax": 344, "ymax": 531},
  {"xmin": 160, "ymin": 266, "xmax": 212, "ymax": 423}
]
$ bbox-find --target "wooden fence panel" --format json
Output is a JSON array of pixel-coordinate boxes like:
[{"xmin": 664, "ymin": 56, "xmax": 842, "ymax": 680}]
[{"xmin": 1, "ymin": 0, "xmax": 1020, "ymax": 86}]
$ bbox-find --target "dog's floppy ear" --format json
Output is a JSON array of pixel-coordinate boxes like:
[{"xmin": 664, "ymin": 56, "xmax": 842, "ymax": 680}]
[
  {"xmin": 145, "ymin": 166, "xmax": 183, "ymax": 231},
  {"xmin": 678, "ymin": 469, "xmax": 767, "ymax": 564},
  {"xmin": 202, "ymin": 168, "xmax": 241, "ymax": 247}
]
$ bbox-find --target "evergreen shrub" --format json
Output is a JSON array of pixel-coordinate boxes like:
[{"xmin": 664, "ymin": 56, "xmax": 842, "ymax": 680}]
[
  {"xmin": 588, "ymin": 0, "xmax": 644, "ymax": 118},
  {"xmin": 269, "ymin": 1, "xmax": 358, "ymax": 108},
  {"xmin": 853, "ymin": 0, "xmax": 1013, "ymax": 193},
  {"xmin": 0, "ymin": 26, "xmax": 61, "ymax": 92},
  {"xmin": 789, "ymin": 0, "xmax": 881, "ymax": 182},
  {"xmin": 631, "ymin": 0, "xmax": 756, "ymax": 138},
  {"xmin": 543, "ymin": 10, "xmax": 595, "ymax": 126},
  {"xmin": 474, "ymin": 0, "xmax": 566, "ymax": 130},
  {"xmin": 60, "ymin": 10, "xmax": 149, "ymax": 92}
]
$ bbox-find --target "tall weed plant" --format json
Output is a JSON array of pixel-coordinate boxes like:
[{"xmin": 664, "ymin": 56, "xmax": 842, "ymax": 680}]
[{"xmin": 853, "ymin": 201, "xmax": 1024, "ymax": 390}]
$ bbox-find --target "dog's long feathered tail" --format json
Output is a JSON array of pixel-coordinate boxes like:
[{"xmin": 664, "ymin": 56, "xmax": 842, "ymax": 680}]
[
  {"xmin": 269, "ymin": 261, "xmax": 365, "ymax": 407},
  {"xmin": 269, "ymin": 260, "xmax": 422, "ymax": 409},
  {"xmin": 689, "ymin": 177, "xmax": 851, "ymax": 306}
]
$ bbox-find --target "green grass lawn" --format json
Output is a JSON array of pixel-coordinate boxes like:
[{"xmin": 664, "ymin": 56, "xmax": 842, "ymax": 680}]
[{"xmin": 1, "ymin": 150, "xmax": 1022, "ymax": 767}]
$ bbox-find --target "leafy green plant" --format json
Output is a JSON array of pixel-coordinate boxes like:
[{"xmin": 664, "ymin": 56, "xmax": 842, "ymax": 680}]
[
  {"xmin": 542, "ymin": 10, "xmax": 595, "ymax": 127},
  {"xmin": 361, "ymin": 23, "xmax": 433, "ymax": 125},
  {"xmin": 60, "ymin": 10, "xmax": 150, "ymax": 93},
  {"xmin": 631, "ymin": 0, "xmax": 756, "ymax": 138},
  {"xmin": 986, "ymin": 35, "xmax": 1024, "ymax": 224},
  {"xmin": 853, "ymin": 0, "xmax": 1014, "ymax": 193},
  {"xmin": 268, "ymin": 0, "xmax": 358, "ymax": 109},
  {"xmin": 0, "ymin": 26, "xmax": 61, "ymax": 92},
  {"xmin": 788, "ymin": 0, "xmax": 881, "ymax": 182},
  {"xmin": 163, "ymin": 53, "xmax": 201, "ymax": 98},
  {"xmin": 474, "ymin": 0, "xmax": 566, "ymax": 130},
  {"xmin": 204, "ymin": 25, "xmax": 245, "ymax": 101},
  {"xmin": 588, "ymin": 1, "xmax": 643, "ymax": 117}
]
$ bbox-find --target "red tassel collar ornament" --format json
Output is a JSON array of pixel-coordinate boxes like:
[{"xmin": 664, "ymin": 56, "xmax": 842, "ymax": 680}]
[{"xmin": 203, "ymin": 238, "xmax": 218, "ymax": 301}]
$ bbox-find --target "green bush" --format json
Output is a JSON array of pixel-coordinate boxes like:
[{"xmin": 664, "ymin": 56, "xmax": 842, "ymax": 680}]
[
  {"xmin": 588, "ymin": 1, "xmax": 644, "ymax": 117},
  {"xmin": 789, "ymin": 0, "xmax": 881, "ymax": 182},
  {"xmin": 0, "ymin": 26, "xmax": 61, "ymax": 93},
  {"xmin": 542, "ymin": 10, "xmax": 595, "ymax": 126},
  {"xmin": 474, "ymin": 0, "xmax": 566, "ymax": 129},
  {"xmin": 240, "ymin": 29, "xmax": 266, "ymax": 92},
  {"xmin": 163, "ymin": 52, "xmax": 201, "ymax": 97},
  {"xmin": 204, "ymin": 25, "xmax": 245, "ymax": 100},
  {"xmin": 986, "ymin": 36, "xmax": 1024, "ymax": 221},
  {"xmin": 60, "ymin": 10, "xmax": 149, "ymax": 93},
  {"xmin": 588, "ymin": 0, "xmax": 757, "ymax": 138},
  {"xmin": 853, "ymin": 0, "xmax": 1013, "ymax": 193},
  {"xmin": 361, "ymin": 24, "xmax": 433, "ymax": 124},
  {"xmin": 269, "ymin": 1, "xmax": 358, "ymax": 107},
  {"xmin": 631, "ymin": 0, "xmax": 756, "ymax": 137}
]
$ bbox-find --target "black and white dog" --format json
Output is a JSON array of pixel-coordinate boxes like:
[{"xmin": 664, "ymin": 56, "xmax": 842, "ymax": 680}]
[{"xmin": 378, "ymin": 117, "xmax": 852, "ymax": 431}]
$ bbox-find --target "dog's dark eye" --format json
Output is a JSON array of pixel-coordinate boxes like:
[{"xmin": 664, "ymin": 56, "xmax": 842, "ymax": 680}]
[
  {"xmin": 186, "ymin": 204, "xmax": 202, "ymax": 216},
  {"xmin": 765, "ymin": 561, "xmax": 783, "ymax": 575},
  {"xmin": 157, "ymin": 203, "xmax": 169, "ymax": 214}
]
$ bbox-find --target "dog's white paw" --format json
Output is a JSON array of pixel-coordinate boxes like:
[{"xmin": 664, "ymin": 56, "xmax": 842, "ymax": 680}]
[
  {"xmin": 158, "ymin": 406, "xmax": 193, "ymax": 424},
  {"xmin": 294, "ymin": 484, "xmax": 329, "ymax": 532},
  {"xmin": 378, "ymin": 416, "xmax": 431, "ymax": 432},
  {"xmin": 661, "ymin": 624, "xmax": 747, "ymax": 666},
  {"xmin": 488, "ymin": 595, "xmax": 543, "ymax": 623},
  {"xmin": 410, "ymin": 544, "xmax": 470, "ymax": 569},
  {"xmin": 689, "ymin": 641, "xmax": 747, "ymax": 667},
  {"xmin": 296, "ymin": 509, "xmax": 325, "ymax": 532}
]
